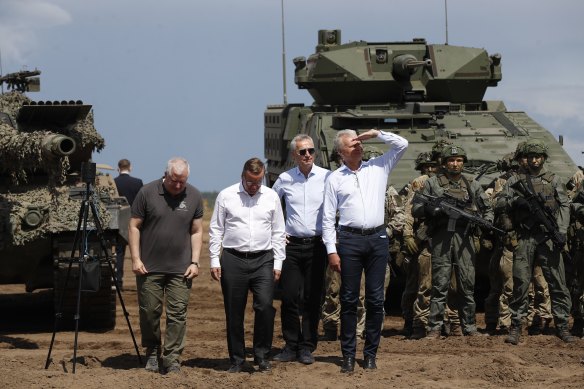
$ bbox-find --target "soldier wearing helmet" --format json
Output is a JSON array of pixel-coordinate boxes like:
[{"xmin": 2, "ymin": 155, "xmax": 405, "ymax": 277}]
[
  {"xmin": 402, "ymin": 149, "xmax": 460, "ymax": 339},
  {"xmin": 412, "ymin": 144, "xmax": 493, "ymax": 338},
  {"xmin": 497, "ymin": 138, "xmax": 575, "ymax": 345},
  {"xmin": 483, "ymin": 147, "xmax": 525, "ymax": 335}
]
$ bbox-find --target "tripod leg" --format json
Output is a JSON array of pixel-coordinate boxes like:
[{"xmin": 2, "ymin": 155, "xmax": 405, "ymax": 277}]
[
  {"xmin": 89, "ymin": 199, "xmax": 143, "ymax": 364},
  {"xmin": 45, "ymin": 198, "xmax": 86, "ymax": 370},
  {"xmin": 72, "ymin": 199, "xmax": 91, "ymax": 373}
]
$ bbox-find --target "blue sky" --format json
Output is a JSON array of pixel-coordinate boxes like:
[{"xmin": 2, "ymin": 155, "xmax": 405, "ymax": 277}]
[{"xmin": 1, "ymin": 0, "xmax": 583, "ymax": 191}]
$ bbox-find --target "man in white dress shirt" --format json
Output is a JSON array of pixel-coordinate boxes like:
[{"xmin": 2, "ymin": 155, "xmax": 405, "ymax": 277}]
[
  {"xmin": 209, "ymin": 157, "xmax": 286, "ymax": 373},
  {"xmin": 271, "ymin": 134, "xmax": 331, "ymax": 365},
  {"xmin": 323, "ymin": 128, "xmax": 408, "ymax": 373}
]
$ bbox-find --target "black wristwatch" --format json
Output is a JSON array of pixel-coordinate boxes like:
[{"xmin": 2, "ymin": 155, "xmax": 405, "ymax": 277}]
[{"xmin": 191, "ymin": 262, "xmax": 199, "ymax": 267}]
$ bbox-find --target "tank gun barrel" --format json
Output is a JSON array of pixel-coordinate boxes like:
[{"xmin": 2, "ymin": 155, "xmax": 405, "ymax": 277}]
[
  {"xmin": 41, "ymin": 134, "xmax": 76, "ymax": 159},
  {"xmin": 393, "ymin": 55, "xmax": 432, "ymax": 78}
]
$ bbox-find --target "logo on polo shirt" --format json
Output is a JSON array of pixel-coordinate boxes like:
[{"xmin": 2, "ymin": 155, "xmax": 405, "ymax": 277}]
[{"xmin": 178, "ymin": 200, "xmax": 188, "ymax": 211}]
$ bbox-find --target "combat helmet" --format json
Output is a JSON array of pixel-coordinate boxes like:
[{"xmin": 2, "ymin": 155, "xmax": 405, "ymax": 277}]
[
  {"xmin": 431, "ymin": 139, "xmax": 452, "ymax": 161},
  {"xmin": 497, "ymin": 152, "xmax": 518, "ymax": 172},
  {"xmin": 514, "ymin": 141, "xmax": 527, "ymax": 160},
  {"xmin": 523, "ymin": 139, "xmax": 549, "ymax": 157},
  {"xmin": 440, "ymin": 144, "xmax": 468, "ymax": 162},
  {"xmin": 414, "ymin": 151, "xmax": 437, "ymax": 170}
]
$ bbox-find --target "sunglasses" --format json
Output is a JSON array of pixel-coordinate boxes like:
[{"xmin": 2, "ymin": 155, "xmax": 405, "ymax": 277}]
[{"xmin": 298, "ymin": 148, "xmax": 315, "ymax": 156}]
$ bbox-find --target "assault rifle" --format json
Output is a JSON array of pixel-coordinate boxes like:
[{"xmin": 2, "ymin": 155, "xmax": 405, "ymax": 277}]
[
  {"xmin": 413, "ymin": 192, "xmax": 504, "ymax": 235},
  {"xmin": 510, "ymin": 180, "xmax": 572, "ymax": 261}
]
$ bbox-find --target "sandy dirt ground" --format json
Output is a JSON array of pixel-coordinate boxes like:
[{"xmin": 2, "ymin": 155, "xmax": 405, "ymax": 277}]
[{"xmin": 2, "ymin": 219, "xmax": 584, "ymax": 388}]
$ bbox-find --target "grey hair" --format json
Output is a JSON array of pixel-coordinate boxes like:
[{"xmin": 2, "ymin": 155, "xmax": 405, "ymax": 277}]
[
  {"xmin": 166, "ymin": 157, "xmax": 190, "ymax": 176},
  {"xmin": 333, "ymin": 129, "xmax": 357, "ymax": 153},
  {"xmin": 290, "ymin": 134, "xmax": 314, "ymax": 152}
]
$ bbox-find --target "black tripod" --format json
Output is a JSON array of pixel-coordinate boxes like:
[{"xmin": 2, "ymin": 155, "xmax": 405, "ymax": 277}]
[{"xmin": 45, "ymin": 162, "xmax": 142, "ymax": 373}]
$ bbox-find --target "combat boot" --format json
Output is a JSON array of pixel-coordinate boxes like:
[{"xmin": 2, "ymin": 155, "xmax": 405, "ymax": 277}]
[
  {"xmin": 556, "ymin": 328, "xmax": 577, "ymax": 343},
  {"xmin": 402, "ymin": 319, "xmax": 413, "ymax": 337},
  {"xmin": 505, "ymin": 325, "xmax": 521, "ymax": 345},
  {"xmin": 425, "ymin": 329, "xmax": 441, "ymax": 339},
  {"xmin": 449, "ymin": 322, "xmax": 463, "ymax": 337},
  {"xmin": 485, "ymin": 323, "xmax": 497, "ymax": 336},
  {"xmin": 528, "ymin": 316, "xmax": 543, "ymax": 335},
  {"xmin": 570, "ymin": 318, "xmax": 584, "ymax": 337},
  {"xmin": 410, "ymin": 326, "xmax": 426, "ymax": 340}
]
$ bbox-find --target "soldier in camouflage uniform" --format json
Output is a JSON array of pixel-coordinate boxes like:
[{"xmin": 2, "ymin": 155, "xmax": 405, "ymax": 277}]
[
  {"xmin": 568, "ymin": 173, "xmax": 584, "ymax": 337},
  {"xmin": 384, "ymin": 185, "xmax": 406, "ymax": 329},
  {"xmin": 402, "ymin": 151, "xmax": 460, "ymax": 339},
  {"xmin": 498, "ymin": 139, "xmax": 576, "ymax": 344},
  {"xmin": 412, "ymin": 145, "xmax": 493, "ymax": 338},
  {"xmin": 321, "ymin": 260, "xmax": 366, "ymax": 341},
  {"xmin": 483, "ymin": 153, "xmax": 518, "ymax": 335}
]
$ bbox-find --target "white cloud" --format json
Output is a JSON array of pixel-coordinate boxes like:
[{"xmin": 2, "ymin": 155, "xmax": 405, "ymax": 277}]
[{"xmin": 0, "ymin": 0, "xmax": 71, "ymax": 68}]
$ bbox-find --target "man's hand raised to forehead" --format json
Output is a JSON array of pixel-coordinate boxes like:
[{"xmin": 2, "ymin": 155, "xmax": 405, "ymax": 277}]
[{"xmin": 354, "ymin": 128, "xmax": 380, "ymax": 142}]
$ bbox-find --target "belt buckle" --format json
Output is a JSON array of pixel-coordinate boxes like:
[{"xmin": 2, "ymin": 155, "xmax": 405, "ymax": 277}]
[{"xmin": 302, "ymin": 237, "xmax": 311, "ymax": 244}]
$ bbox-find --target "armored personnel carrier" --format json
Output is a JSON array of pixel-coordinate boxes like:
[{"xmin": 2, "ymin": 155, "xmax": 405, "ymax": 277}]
[
  {"xmin": 264, "ymin": 29, "xmax": 577, "ymax": 188},
  {"xmin": 264, "ymin": 30, "xmax": 578, "ymax": 308},
  {"xmin": 0, "ymin": 70, "xmax": 129, "ymax": 330}
]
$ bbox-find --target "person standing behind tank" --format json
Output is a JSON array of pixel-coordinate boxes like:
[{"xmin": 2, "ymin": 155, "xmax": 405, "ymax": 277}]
[
  {"xmin": 114, "ymin": 158, "xmax": 143, "ymax": 290},
  {"xmin": 412, "ymin": 145, "xmax": 493, "ymax": 338},
  {"xmin": 323, "ymin": 128, "xmax": 408, "ymax": 373},
  {"xmin": 129, "ymin": 157, "xmax": 204, "ymax": 374},
  {"xmin": 497, "ymin": 139, "xmax": 576, "ymax": 345},
  {"xmin": 271, "ymin": 135, "xmax": 330, "ymax": 365},
  {"xmin": 209, "ymin": 157, "xmax": 286, "ymax": 374}
]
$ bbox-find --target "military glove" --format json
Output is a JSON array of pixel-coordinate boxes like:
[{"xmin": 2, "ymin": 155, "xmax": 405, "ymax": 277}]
[{"xmin": 403, "ymin": 235, "xmax": 419, "ymax": 255}]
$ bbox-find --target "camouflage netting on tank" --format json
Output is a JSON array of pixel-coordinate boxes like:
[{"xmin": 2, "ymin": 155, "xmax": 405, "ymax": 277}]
[
  {"xmin": 0, "ymin": 122, "xmax": 71, "ymax": 185},
  {"xmin": 0, "ymin": 91, "xmax": 105, "ymax": 186},
  {"xmin": 0, "ymin": 185, "xmax": 112, "ymax": 247}
]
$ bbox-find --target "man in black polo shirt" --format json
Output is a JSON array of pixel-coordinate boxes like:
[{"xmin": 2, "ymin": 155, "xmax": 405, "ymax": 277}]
[{"xmin": 129, "ymin": 157, "xmax": 203, "ymax": 374}]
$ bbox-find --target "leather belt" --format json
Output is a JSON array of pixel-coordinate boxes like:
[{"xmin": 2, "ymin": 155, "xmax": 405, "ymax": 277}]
[
  {"xmin": 287, "ymin": 235, "xmax": 322, "ymax": 244},
  {"xmin": 339, "ymin": 224, "xmax": 385, "ymax": 236},
  {"xmin": 224, "ymin": 248, "xmax": 270, "ymax": 259}
]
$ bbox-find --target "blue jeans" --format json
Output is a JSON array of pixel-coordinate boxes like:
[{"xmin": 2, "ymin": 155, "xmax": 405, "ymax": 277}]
[{"xmin": 338, "ymin": 230, "xmax": 388, "ymax": 358}]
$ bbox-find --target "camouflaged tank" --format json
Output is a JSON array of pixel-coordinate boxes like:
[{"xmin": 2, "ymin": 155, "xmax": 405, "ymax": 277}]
[
  {"xmin": 264, "ymin": 30, "xmax": 579, "ymax": 308},
  {"xmin": 0, "ymin": 70, "xmax": 129, "ymax": 330}
]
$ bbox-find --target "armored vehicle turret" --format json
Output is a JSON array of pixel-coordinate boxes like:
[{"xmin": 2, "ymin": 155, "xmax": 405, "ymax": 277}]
[
  {"xmin": 264, "ymin": 30, "xmax": 579, "ymax": 308},
  {"xmin": 265, "ymin": 29, "xmax": 577, "ymax": 189},
  {"xmin": 0, "ymin": 70, "xmax": 129, "ymax": 330}
]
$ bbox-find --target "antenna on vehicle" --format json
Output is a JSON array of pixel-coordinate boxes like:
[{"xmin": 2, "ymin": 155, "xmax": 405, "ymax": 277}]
[
  {"xmin": 444, "ymin": 0, "xmax": 449, "ymax": 45},
  {"xmin": 281, "ymin": 0, "xmax": 288, "ymax": 104}
]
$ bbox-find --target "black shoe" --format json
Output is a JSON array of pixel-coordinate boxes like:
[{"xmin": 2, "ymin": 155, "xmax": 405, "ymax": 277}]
[
  {"xmin": 255, "ymin": 359, "xmax": 272, "ymax": 372},
  {"xmin": 340, "ymin": 357, "xmax": 355, "ymax": 373},
  {"xmin": 228, "ymin": 363, "xmax": 243, "ymax": 373},
  {"xmin": 273, "ymin": 346, "xmax": 297, "ymax": 362},
  {"xmin": 297, "ymin": 349, "xmax": 315, "ymax": 365},
  {"xmin": 363, "ymin": 356, "xmax": 377, "ymax": 370}
]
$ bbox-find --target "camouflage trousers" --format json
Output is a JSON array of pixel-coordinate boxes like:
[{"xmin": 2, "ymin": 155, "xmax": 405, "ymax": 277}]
[
  {"xmin": 509, "ymin": 236, "xmax": 571, "ymax": 329},
  {"xmin": 567, "ymin": 248, "xmax": 584, "ymax": 322},
  {"xmin": 410, "ymin": 243, "xmax": 460, "ymax": 330},
  {"xmin": 484, "ymin": 246, "xmax": 513, "ymax": 328},
  {"xmin": 321, "ymin": 263, "xmax": 390, "ymax": 336},
  {"xmin": 428, "ymin": 229, "xmax": 476, "ymax": 333},
  {"xmin": 526, "ymin": 264, "xmax": 553, "ymax": 324}
]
